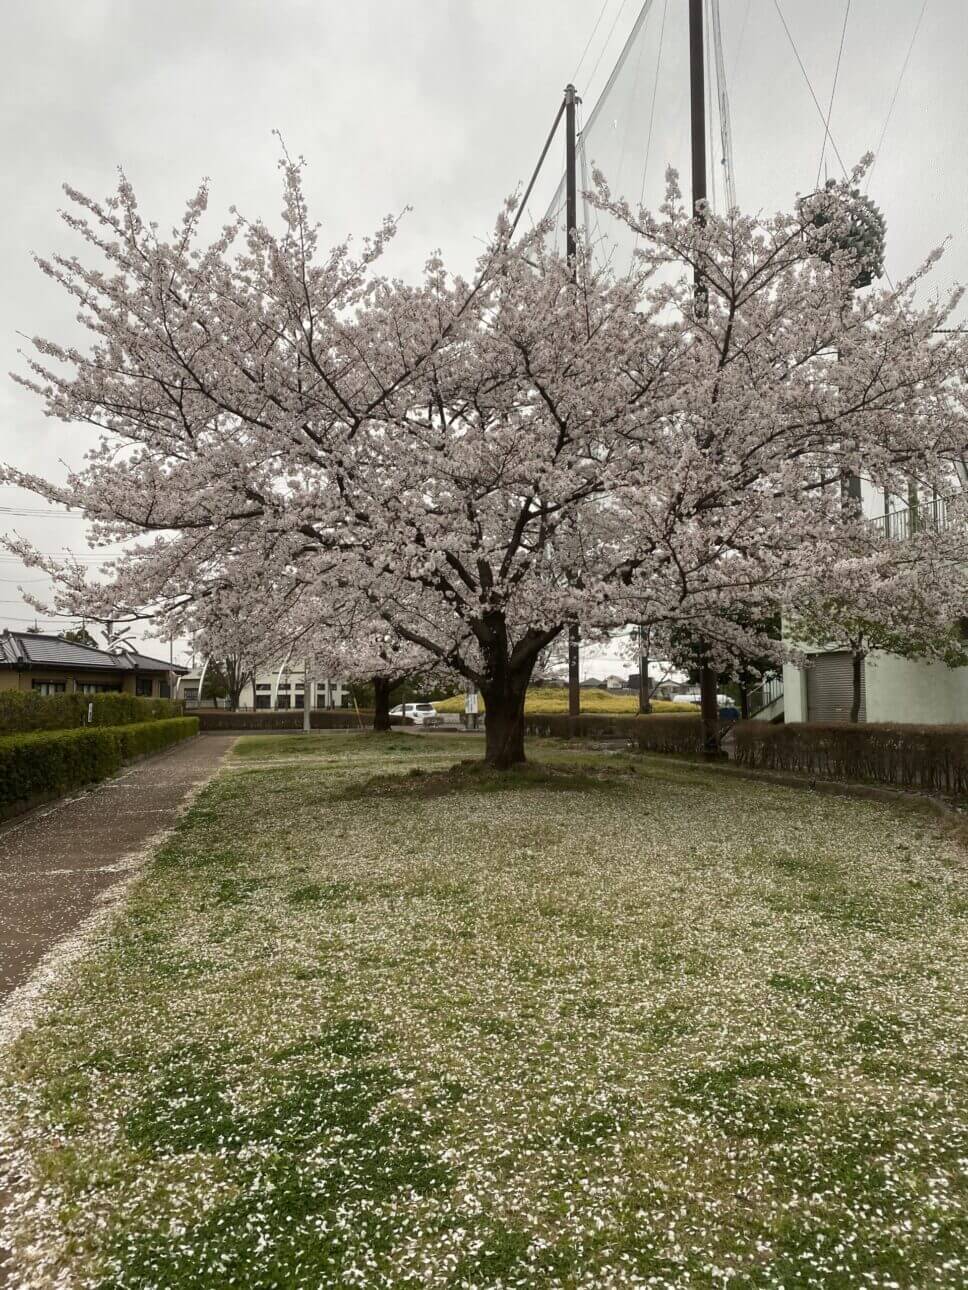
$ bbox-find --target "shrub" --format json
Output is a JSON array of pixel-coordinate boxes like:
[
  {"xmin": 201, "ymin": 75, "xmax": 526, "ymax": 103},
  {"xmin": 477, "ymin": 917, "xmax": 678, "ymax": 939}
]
[
  {"xmin": 0, "ymin": 717, "xmax": 198, "ymax": 818},
  {"xmin": 197, "ymin": 710, "xmax": 371, "ymax": 731},
  {"xmin": 524, "ymin": 712, "xmax": 717, "ymax": 755},
  {"xmin": 733, "ymin": 722, "xmax": 968, "ymax": 797},
  {"xmin": 0, "ymin": 691, "xmax": 183, "ymax": 735}
]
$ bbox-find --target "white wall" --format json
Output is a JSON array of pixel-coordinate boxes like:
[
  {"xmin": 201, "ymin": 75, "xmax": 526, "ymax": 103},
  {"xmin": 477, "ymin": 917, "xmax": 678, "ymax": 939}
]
[
  {"xmin": 864, "ymin": 652, "xmax": 968, "ymax": 724},
  {"xmin": 779, "ymin": 652, "xmax": 968, "ymax": 725}
]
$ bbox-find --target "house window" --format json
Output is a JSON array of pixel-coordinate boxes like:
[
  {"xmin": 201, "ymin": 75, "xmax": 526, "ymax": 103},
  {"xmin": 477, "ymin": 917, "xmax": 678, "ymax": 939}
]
[
  {"xmin": 135, "ymin": 677, "xmax": 154, "ymax": 697},
  {"xmin": 78, "ymin": 682, "xmax": 123, "ymax": 694},
  {"xmin": 160, "ymin": 682, "xmax": 171, "ymax": 699},
  {"xmin": 32, "ymin": 680, "xmax": 66, "ymax": 694},
  {"xmin": 256, "ymin": 684, "xmax": 272, "ymax": 692},
  {"xmin": 255, "ymin": 695, "xmax": 272, "ymax": 709}
]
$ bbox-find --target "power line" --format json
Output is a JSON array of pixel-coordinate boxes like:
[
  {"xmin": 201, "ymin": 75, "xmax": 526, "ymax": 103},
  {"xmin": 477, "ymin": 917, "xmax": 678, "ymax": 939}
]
[
  {"xmin": 866, "ymin": 0, "xmax": 929, "ymax": 190},
  {"xmin": 730, "ymin": 0, "xmax": 752, "ymax": 83},
  {"xmin": 572, "ymin": 0, "xmax": 613, "ymax": 83},
  {"xmin": 0, "ymin": 506, "xmax": 79, "ymax": 518},
  {"xmin": 772, "ymin": 0, "xmax": 849, "ymax": 179},
  {"xmin": 816, "ymin": 0, "xmax": 850, "ymax": 188},
  {"xmin": 585, "ymin": 0, "xmax": 633, "ymax": 95}
]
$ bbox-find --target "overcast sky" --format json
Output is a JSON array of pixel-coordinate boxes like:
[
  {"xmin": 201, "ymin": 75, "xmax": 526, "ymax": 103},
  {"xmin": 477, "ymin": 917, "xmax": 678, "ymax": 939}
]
[{"xmin": 1, "ymin": 0, "xmax": 964, "ymax": 666}]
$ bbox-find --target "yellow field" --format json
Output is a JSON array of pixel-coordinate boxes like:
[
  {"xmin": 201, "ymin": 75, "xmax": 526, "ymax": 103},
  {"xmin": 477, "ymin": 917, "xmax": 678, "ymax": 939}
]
[{"xmin": 434, "ymin": 687, "xmax": 698, "ymax": 715}]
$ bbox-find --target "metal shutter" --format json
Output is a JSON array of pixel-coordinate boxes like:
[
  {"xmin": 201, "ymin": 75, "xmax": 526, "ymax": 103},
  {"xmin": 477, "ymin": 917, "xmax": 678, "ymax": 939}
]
[{"xmin": 806, "ymin": 651, "xmax": 866, "ymax": 723}]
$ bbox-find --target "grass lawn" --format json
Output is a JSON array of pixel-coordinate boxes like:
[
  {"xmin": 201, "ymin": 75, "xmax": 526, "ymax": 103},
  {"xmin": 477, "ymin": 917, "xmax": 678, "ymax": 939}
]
[{"xmin": 2, "ymin": 732, "xmax": 967, "ymax": 1288}]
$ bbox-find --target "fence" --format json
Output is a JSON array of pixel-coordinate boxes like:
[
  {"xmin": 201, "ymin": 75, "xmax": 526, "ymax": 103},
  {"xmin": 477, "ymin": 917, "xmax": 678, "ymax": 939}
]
[{"xmin": 733, "ymin": 721, "xmax": 968, "ymax": 798}]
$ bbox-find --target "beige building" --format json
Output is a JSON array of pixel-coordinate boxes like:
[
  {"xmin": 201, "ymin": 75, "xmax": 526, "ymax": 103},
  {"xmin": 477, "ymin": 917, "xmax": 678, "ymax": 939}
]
[{"xmin": 0, "ymin": 631, "xmax": 185, "ymax": 698}]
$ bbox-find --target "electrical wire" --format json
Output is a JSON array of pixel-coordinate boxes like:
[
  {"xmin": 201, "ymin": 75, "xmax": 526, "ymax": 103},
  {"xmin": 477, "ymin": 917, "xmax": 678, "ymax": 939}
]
[
  {"xmin": 866, "ymin": 0, "xmax": 929, "ymax": 190},
  {"xmin": 705, "ymin": 0, "xmax": 717, "ymax": 214},
  {"xmin": 730, "ymin": 0, "xmax": 752, "ymax": 83},
  {"xmin": 630, "ymin": 0, "xmax": 668, "ymax": 269},
  {"xmin": 572, "ymin": 0, "xmax": 613, "ymax": 84},
  {"xmin": 0, "ymin": 507, "xmax": 79, "ymax": 518},
  {"xmin": 585, "ymin": 0, "xmax": 633, "ymax": 97},
  {"xmin": 816, "ymin": 0, "xmax": 851, "ymax": 188},
  {"xmin": 772, "ymin": 0, "xmax": 849, "ymax": 179}
]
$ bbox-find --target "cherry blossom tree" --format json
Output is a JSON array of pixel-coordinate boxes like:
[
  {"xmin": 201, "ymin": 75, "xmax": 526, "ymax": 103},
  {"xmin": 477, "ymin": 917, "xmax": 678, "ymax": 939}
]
[{"xmin": 4, "ymin": 159, "xmax": 967, "ymax": 767}]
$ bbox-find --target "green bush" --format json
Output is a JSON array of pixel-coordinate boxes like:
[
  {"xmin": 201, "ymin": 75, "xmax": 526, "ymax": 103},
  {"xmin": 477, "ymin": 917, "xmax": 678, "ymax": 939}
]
[
  {"xmin": 0, "ymin": 691, "xmax": 183, "ymax": 735},
  {"xmin": 733, "ymin": 721, "xmax": 968, "ymax": 797},
  {"xmin": 0, "ymin": 717, "xmax": 198, "ymax": 818},
  {"xmin": 524, "ymin": 712, "xmax": 718, "ymax": 754},
  {"xmin": 197, "ymin": 710, "xmax": 371, "ymax": 731}
]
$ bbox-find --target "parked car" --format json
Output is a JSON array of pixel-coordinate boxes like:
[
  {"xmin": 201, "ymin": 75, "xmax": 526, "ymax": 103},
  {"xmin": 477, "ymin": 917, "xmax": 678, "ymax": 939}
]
[
  {"xmin": 389, "ymin": 702, "xmax": 443, "ymax": 727},
  {"xmin": 671, "ymin": 692, "xmax": 733, "ymax": 707}
]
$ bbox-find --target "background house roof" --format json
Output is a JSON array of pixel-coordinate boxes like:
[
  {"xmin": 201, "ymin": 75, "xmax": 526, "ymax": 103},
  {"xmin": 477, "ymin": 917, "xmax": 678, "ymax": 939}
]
[{"xmin": 0, "ymin": 631, "xmax": 187, "ymax": 674}]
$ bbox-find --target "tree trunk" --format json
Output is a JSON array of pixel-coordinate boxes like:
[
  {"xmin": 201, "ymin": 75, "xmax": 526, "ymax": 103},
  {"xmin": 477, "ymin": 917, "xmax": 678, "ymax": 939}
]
[
  {"xmin": 373, "ymin": 676, "xmax": 392, "ymax": 732},
  {"xmin": 638, "ymin": 628, "xmax": 652, "ymax": 714},
  {"xmin": 850, "ymin": 652, "xmax": 864, "ymax": 724},
  {"xmin": 481, "ymin": 681, "xmax": 528, "ymax": 768},
  {"xmin": 699, "ymin": 661, "xmax": 722, "ymax": 758},
  {"xmin": 739, "ymin": 682, "xmax": 750, "ymax": 721},
  {"xmin": 228, "ymin": 683, "xmax": 244, "ymax": 712}
]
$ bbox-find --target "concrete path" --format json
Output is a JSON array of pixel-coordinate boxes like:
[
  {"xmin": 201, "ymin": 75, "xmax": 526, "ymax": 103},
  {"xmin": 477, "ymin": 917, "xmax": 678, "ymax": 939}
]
[{"xmin": 0, "ymin": 735, "xmax": 236, "ymax": 1001}]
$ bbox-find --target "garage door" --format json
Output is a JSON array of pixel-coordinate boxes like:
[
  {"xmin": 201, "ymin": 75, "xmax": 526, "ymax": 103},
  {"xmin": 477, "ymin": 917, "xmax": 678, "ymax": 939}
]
[{"xmin": 806, "ymin": 651, "xmax": 866, "ymax": 723}]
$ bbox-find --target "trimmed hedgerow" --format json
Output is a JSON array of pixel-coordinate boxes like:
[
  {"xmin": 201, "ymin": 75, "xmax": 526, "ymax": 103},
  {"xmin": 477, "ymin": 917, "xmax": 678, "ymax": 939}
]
[
  {"xmin": 524, "ymin": 712, "xmax": 718, "ymax": 755},
  {"xmin": 733, "ymin": 721, "xmax": 968, "ymax": 797},
  {"xmin": 0, "ymin": 717, "xmax": 198, "ymax": 817},
  {"xmin": 0, "ymin": 691, "xmax": 183, "ymax": 736},
  {"xmin": 198, "ymin": 710, "xmax": 371, "ymax": 731}
]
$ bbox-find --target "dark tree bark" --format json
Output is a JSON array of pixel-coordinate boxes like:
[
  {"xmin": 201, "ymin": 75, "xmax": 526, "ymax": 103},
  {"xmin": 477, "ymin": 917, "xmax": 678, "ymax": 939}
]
[
  {"xmin": 850, "ymin": 651, "xmax": 865, "ymax": 723},
  {"xmin": 477, "ymin": 611, "xmax": 551, "ymax": 769},
  {"xmin": 481, "ymin": 677, "xmax": 529, "ymax": 768},
  {"xmin": 699, "ymin": 660, "xmax": 722, "ymax": 758},
  {"xmin": 373, "ymin": 676, "xmax": 393, "ymax": 732},
  {"xmin": 739, "ymin": 682, "xmax": 750, "ymax": 721}
]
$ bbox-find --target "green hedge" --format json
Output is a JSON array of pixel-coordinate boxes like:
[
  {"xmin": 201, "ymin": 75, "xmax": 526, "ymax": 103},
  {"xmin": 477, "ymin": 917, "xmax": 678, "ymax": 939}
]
[
  {"xmin": 0, "ymin": 717, "xmax": 199, "ymax": 818},
  {"xmin": 0, "ymin": 691, "xmax": 183, "ymax": 735},
  {"xmin": 733, "ymin": 721, "xmax": 968, "ymax": 797},
  {"xmin": 197, "ymin": 710, "xmax": 371, "ymax": 731},
  {"xmin": 524, "ymin": 712, "xmax": 717, "ymax": 755}
]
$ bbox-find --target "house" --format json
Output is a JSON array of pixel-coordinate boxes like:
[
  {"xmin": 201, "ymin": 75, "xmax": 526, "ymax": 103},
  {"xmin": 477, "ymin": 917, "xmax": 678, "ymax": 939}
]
[
  {"xmin": 754, "ymin": 478, "xmax": 968, "ymax": 724},
  {"xmin": 0, "ymin": 631, "xmax": 185, "ymax": 698},
  {"xmin": 177, "ymin": 658, "xmax": 349, "ymax": 710}
]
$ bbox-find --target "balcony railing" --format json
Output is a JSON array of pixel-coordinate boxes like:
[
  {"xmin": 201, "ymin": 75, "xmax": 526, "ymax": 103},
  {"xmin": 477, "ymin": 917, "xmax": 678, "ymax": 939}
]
[
  {"xmin": 868, "ymin": 495, "xmax": 951, "ymax": 541},
  {"xmin": 748, "ymin": 673, "xmax": 784, "ymax": 718}
]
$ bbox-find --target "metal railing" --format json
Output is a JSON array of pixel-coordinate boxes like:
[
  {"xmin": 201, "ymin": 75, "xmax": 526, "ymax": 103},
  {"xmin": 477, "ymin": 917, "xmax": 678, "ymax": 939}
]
[
  {"xmin": 748, "ymin": 674, "xmax": 784, "ymax": 718},
  {"xmin": 868, "ymin": 495, "xmax": 951, "ymax": 541}
]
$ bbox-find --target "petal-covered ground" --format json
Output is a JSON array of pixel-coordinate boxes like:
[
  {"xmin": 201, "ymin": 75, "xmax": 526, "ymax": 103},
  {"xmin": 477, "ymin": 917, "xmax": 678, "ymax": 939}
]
[{"xmin": 1, "ymin": 732, "xmax": 966, "ymax": 1288}]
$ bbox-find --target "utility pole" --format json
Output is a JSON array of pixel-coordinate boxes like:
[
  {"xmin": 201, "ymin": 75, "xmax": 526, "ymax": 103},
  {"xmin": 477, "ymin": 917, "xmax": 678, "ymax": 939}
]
[
  {"xmin": 302, "ymin": 657, "xmax": 312, "ymax": 733},
  {"xmin": 638, "ymin": 624, "xmax": 652, "ymax": 714},
  {"xmin": 688, "ymin": 0, "xmax": 721, "ymax": 757},
  {"xmin": 565, "ymin": 82, "xmax": 582, "ymax": 722}
]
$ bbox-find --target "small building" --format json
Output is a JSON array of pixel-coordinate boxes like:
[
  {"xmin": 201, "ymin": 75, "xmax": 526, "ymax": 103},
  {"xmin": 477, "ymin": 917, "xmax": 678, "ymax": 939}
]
[
  {"xmin": 0, "ymin": 631, "xmax": 185, "ymax": 698},
  {"xmin": 178, "ymin": 659, "xmax": 349, "ymax": 710}
]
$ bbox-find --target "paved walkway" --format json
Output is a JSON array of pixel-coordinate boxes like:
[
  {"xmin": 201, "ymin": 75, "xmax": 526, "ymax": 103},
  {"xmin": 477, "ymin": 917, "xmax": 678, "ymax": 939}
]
[{"xmin": 0, "ymin": 734, "xmax": 236, "ymax": 1001}]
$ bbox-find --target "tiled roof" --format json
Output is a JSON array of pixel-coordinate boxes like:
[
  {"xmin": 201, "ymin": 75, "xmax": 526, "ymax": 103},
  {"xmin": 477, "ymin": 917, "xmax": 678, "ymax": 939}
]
[{"xmin": 0, "ymin": 632, "xmax": 187, "ymax": 674}]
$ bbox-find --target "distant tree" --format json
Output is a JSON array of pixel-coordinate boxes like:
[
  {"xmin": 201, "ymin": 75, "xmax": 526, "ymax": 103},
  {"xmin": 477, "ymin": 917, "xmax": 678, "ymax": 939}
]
[
  {"xmin": 792, "ymin": 552, "xmax": 968, "ymax": 722},
  {"xmin": 60, "ymin": 624, "xmax": 98, "ymax": 648}
]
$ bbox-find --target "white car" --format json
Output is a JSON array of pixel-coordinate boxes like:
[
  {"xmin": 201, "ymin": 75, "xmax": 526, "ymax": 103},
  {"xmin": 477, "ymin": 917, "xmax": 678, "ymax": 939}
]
[{"xmin": 389, "ymin": 702, "xmax": 443, "ymax": 727}]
